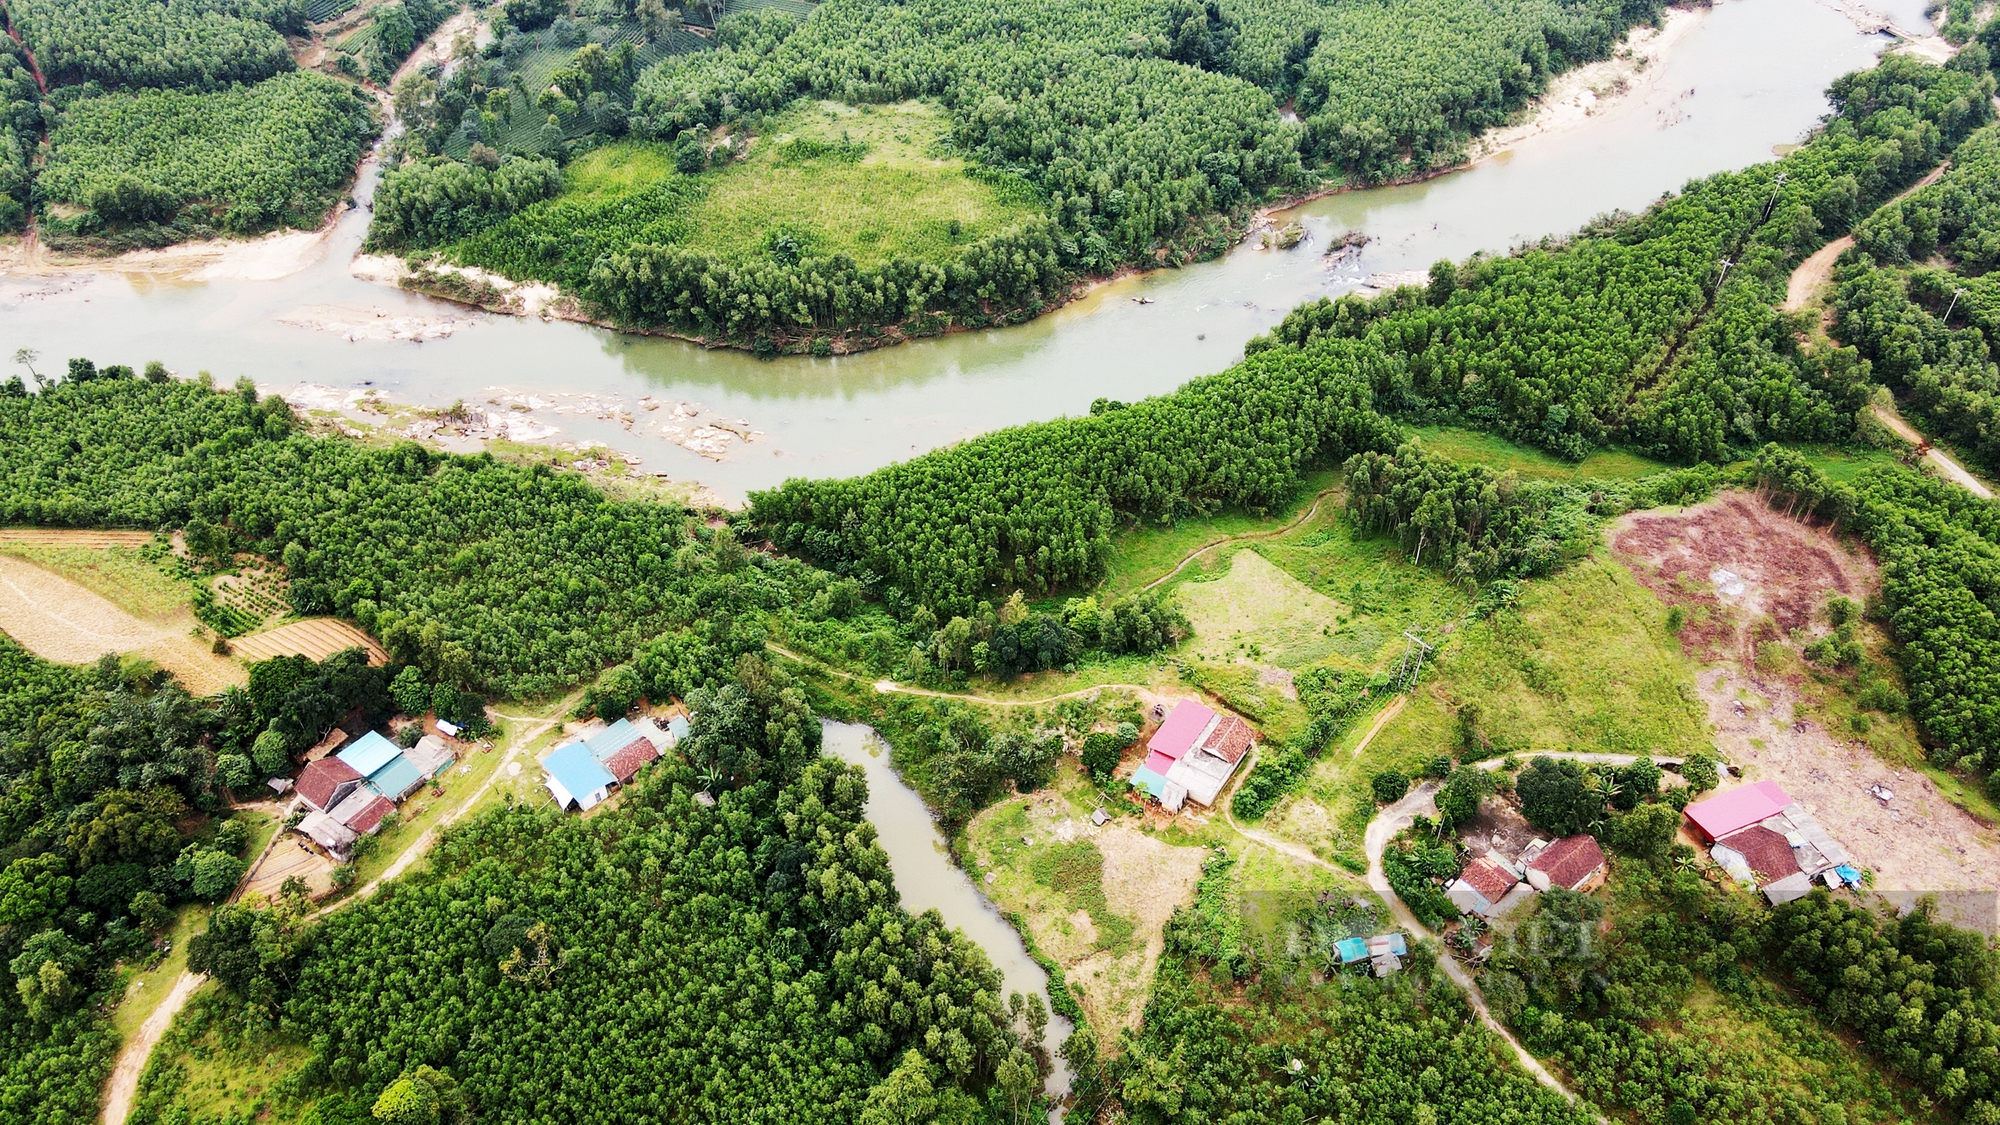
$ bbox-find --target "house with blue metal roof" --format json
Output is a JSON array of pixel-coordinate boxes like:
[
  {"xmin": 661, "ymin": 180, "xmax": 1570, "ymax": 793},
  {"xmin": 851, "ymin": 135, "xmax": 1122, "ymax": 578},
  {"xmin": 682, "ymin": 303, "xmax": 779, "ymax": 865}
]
[
  {"xmin": 366, "ymin": 755, "xmax": 426, "ymax": 801},
  {"xmin": 543, "ymin": 741, "xmax": 616, "ymax": 812},
  {"xmin": 337, "ymin": 731, "xmax": 402, "ymax": 778}
]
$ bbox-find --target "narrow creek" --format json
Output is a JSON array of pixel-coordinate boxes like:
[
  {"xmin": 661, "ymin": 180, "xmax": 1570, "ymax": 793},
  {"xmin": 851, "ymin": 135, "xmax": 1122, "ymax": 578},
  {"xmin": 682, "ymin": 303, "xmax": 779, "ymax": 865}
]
[
  {"xmin": 819, "ymin": 720, "xmax": 1075, "ymax": 1117},
  {"xmin": 0, "ymin": 0, "xmax": 1891, "ymax": 503}
]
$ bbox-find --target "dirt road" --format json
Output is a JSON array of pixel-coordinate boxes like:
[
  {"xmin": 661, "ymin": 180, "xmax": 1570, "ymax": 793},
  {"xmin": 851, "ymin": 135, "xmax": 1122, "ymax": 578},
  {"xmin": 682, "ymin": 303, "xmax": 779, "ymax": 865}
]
[
  {"xmin": 1871, "ymin": 403, "xmax": 1994, "ymax": 498},
  {"xmin": 100, "ymin": 701, "xmax": 572, "ymax": 1124},
  {"xmin": 1782, "ymin": 162, "xmax": 1949, "ymax": 314},
  {"xmin": 98, "ymin": 970, "xmax": 202, "ymax": 1125}
]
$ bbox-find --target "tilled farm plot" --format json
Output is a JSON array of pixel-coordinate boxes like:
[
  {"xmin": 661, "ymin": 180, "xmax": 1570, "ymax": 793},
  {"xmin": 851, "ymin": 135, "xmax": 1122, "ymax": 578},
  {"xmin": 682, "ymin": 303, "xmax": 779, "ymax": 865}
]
[
  {"xmin": 231, "ymin": 618, "xmax": 387, "ymax": 664},
  {"xmin": 0, "ymin": 554, "xmax": 243, "ymax": 691}
]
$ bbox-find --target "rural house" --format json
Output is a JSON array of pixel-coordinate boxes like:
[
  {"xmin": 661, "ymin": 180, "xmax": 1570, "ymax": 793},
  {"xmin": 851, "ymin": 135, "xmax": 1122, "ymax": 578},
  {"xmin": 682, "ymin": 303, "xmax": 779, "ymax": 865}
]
[
  {"xmin": 296, "ymin": 756, "xmax": 365, "ymax": 813},
  {"xmin": 297, "ymin": 811, "xmax": 358, "ymax": 862},
  {"xmin": 1446, "ymin": 855, "xmax": 1521, "ymax": 919},
  {"xmin": 543, "ymin": 741, "xmax": 616, "ymax": 811},
  {"xmin": 1523, "ymin": 834, "xmax": 1607, "ymax": 894},
  {"xmin": 542, "ymin": 717, "xmax": 678, "ymax": 808},
  {"xmin": 1689, "ymin": 780, "xmax": 1858, "ymax": 904},
  {"xmin": 1129, "ymin": 700, "xmax": 1255, "ymax": 812}
]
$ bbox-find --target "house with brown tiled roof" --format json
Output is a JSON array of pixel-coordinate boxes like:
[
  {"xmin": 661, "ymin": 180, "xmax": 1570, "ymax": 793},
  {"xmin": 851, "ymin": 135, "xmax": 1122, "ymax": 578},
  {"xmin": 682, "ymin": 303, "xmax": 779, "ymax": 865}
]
[
  {"xmin": 330, "ymin": 789, "xmax": 396, "ymax": 835},
  {"xmin": 1447, "ymin": 855, "xmax": 1521, "ymax": 918},
  {"xmin": 297, "ymin": 756, "xmax": 364, "ymax": 813},
  {"xmin": 1715, "ymin": 824, "xmax": 1799, "ymax": 885},
  {"xmin": 601, "ymin": 737, "xmax": 660, "ymax": 784},
  {"xmin": 1525, "ymin": 834, "xmax": 1607, "ymax": 894}
]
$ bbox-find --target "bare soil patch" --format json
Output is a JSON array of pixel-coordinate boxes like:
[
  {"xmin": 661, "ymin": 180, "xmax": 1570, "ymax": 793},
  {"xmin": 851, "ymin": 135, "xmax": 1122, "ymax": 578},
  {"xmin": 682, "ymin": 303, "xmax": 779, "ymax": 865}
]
[
  {"xmin": 231, "ymin": 618, "xmax": 387, "ymax": 664},
  {"xmin": 0, "ymin": 555, "xmax": 242, "ymax": 691},
  {"xmin": 1611, "ymin": 492, "xmax": 1872, "ymax": 662},
  {"xmin": 1697, "ymin": 665, "xmax": 2000, "ymax": 932},
  {"xmin": 1611, "ymin": 493, "xmax": 2000, "ymax": 932},
  {"xmin": 1059, "ymin": 821, "xmax": 1205, "ymax": 1034}
]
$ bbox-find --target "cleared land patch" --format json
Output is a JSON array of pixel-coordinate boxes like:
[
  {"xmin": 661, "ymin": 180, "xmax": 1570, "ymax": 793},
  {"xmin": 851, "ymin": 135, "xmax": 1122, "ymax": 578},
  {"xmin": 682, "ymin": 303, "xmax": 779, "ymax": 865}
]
[
  {"xmin": 452, "ymin": 100, "xmax": 1042, "ymax": 287},
  {"xmin": 1176, "ymin": 549, "xmax": 1351, "ymax": 670},
  {"xmin": 1611, "ymin": 492, "xmax": 2000, "ymax": 932},
  {"xmin": 968, "ymin": 771, "xmax": 1205, "ymax": 1035},
  {"xmin": 0, "ymin": 554, "xmax": 242, "ymax": 691},
  {"xmin": 230, "ymin": 618, "xmax": 388, "ymax": 665},
  {"xmin": 690, "ymin": 101, "xmax": 1041, "ymax": 266}
]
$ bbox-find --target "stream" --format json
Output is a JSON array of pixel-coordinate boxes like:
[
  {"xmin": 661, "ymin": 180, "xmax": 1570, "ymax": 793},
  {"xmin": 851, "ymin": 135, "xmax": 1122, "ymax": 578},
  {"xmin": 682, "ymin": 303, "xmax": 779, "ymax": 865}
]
[
  {"xmin": 0, "ymin": 0, "xmax": 1895, "ymax": 503},
  {"xmin": 819, "ymin": 720, "xmax": 1075, "ymax": 1117}
]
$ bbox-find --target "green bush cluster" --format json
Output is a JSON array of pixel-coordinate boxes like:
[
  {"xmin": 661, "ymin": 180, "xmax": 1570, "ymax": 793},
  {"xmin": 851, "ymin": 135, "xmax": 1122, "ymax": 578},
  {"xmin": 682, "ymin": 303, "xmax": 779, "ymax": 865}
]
[
  {"xmin": 367, "ymin": 156, "xmax": 565, "ymax": 249},
  {"xmin": 39, "ymin": 71, "xmax": 378, "ymax": 238},
  {"xmin": 7, "ymin": 0, "xmax": 302, "ymax": 90}
]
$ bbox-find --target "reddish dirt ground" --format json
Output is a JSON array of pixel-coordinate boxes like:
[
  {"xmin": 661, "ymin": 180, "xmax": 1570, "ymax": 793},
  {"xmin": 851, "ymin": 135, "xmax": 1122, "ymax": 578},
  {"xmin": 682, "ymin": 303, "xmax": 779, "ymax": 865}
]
[
  {"xmin": 1611, "ymin": 492, "xmax": 2000, "ymax": 932},
  {"xmin": 1611, "ymin": 492, "xmax": 1872, "ymax": 661}
]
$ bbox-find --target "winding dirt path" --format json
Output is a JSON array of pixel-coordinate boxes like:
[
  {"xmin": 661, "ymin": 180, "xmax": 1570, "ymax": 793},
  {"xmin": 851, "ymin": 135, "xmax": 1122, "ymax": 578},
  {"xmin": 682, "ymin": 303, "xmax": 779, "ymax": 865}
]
[
  {"xmin": 1140, "ymin": 488, "xmax": 1339, "ymax": 593},
  {"xmin": 98, "ymin": 971, "xmax": 202, "ymax": 1125},
  {"xmin": 1783, "ymin": 162, "xmax": 1949, "ymax": 313}
]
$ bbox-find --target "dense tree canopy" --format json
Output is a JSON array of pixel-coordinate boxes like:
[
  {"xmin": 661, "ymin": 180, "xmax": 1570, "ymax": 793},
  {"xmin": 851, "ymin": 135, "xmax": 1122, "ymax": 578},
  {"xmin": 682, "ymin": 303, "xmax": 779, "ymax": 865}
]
[{"xmin": 7, "ymin": 0, "xmax": 302, "ymax": 91}]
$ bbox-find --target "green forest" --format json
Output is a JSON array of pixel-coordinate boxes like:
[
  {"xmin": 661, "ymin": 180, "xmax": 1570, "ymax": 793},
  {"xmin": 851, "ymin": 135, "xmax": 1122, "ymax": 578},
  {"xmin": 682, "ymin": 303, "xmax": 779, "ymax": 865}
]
[
  {"xmin": 16, "ymin": 20, "xmax": 2000, "ymax": 1125},
  {"xmin": 0, "ymin": 0, "xmax": 383, "ymax": 243},
  {"xmin": 751, "ymin": 53, "xmax": 1992, "ymax": 612},
  {"xmin": 361, "ymin": 0, "xmax": 1679, "ymax": 344}
]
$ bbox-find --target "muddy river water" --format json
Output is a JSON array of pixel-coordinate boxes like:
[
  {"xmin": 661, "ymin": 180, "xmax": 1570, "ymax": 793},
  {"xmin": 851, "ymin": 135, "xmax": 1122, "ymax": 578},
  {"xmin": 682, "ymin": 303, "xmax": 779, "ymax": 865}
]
[
  {"xmin": 819, "ymin": 721, "xmax": 1076, "ymax": 1114},
  {"xmin": 1, "ymin": 0, "xmax": 1896, "ymax": 503}
]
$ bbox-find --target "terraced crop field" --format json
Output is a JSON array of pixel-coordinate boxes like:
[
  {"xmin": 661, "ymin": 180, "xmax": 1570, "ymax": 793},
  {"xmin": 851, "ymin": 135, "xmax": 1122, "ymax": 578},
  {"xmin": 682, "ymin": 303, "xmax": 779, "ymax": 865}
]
[{"xmin": 230, "ymin": 618, "xmax": 389, "ymax": 664}]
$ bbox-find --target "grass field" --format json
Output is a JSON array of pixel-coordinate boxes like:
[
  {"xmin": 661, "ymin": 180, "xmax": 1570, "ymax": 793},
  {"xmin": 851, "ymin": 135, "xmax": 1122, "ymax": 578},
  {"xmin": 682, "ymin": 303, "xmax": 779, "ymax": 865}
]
[
  {"xmin": 452, "ymin": 99, "xmax": 1043, "ymax": 289},
  {"xmin": 1407, "ymin": 426, "xmax": 1672, "ymax": 481},
  {"xmin": 685, "ymin": 100, "xmax": 1041, "ymax": 266}
]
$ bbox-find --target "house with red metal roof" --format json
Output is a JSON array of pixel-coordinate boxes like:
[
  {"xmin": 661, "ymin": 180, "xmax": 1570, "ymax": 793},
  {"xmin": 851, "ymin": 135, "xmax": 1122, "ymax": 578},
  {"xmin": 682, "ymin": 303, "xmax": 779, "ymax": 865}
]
[
  {"xmin": 1128, "ymin": 701, "xmax": 1253, "ymax": 812},
  {"xmin": 1446, "ymin": 855, "xmax": 1521, "ymax": 919},
  {"xmin": 1684, "ymin": 780, "xmax": 1791, "ymax": 842}
]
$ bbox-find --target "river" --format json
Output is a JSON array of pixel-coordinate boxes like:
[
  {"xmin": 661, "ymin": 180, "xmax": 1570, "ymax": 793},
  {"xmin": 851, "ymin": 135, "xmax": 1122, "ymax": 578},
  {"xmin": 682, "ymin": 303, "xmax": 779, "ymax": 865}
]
[
  {"xmin": 0, "ymin": 0, "xmax": 1889, "ymax": 502},
  {"xmin": 819, "ymin": 720, "xmax": 1075, "ymax": 1116}
]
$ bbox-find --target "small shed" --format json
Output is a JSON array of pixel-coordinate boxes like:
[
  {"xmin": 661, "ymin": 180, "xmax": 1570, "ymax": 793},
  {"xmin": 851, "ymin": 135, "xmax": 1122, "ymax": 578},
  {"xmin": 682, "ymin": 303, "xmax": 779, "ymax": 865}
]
[
  {"xmin": 402, "ymin": 734, "xmax": 457, "ymax": 780},
  {"xmin": 544, "ymin": 741, "xmax": 616, "ymax": 811},
  {"xmin": 298, "ymin": 811, "xmax": 357, "ymax": 861}
]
